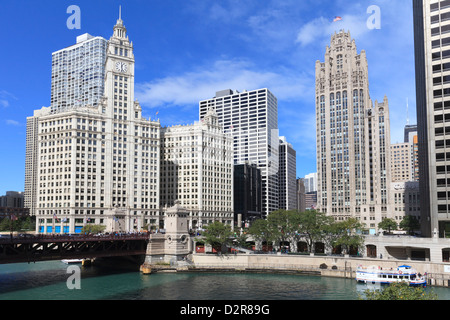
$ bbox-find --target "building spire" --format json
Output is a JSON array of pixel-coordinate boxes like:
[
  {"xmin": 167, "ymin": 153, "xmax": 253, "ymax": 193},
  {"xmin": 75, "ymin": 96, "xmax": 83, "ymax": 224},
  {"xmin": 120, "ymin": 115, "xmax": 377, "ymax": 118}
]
[
  {"xmin": 406, "ymin": 97, "xmax": 410, "ymax": 125},
  {"xmin": 113, "ymin": 5, "xmax": 127, "ymax": 38}
]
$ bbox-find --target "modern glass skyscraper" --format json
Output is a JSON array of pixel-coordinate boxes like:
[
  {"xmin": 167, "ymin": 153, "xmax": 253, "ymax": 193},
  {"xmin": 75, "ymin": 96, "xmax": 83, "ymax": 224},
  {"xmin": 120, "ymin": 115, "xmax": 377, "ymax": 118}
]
[
  {"xmin": 199, "ymin": 88, "xmax": 279, "ymax": 217},
  {"xmin": 413, "ymin": 0, "xmax": 450, "ymax": 237},
  {"xmin": 315, "ymin": 31, "xmax": 391, "ymax": 234},
  {"xmin": 50, "ymin": 34, "xmax": 108, "ymax": 112}
]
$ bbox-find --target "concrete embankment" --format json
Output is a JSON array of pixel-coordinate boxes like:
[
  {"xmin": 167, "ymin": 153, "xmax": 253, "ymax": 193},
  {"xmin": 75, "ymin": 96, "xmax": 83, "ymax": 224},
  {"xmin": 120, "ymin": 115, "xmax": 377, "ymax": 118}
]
[{"xmin": 143, "ymin": 253, "xmax": 450, "ymax": 287}]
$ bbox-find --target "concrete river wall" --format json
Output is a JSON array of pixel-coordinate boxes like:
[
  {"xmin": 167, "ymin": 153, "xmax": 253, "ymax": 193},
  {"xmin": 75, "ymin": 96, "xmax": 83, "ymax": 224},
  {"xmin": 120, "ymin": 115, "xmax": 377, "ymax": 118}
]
[{"xmin": 188, "ymin": 253, "xmax": 450, "ymax": 287}]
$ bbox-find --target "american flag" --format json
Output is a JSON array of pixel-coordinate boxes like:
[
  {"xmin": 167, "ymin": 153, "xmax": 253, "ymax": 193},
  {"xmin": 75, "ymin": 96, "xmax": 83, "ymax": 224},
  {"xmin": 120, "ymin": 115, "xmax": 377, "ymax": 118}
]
[{"xmin": 333, "ymin": 16, "xmax": 342, "ymax": 22}]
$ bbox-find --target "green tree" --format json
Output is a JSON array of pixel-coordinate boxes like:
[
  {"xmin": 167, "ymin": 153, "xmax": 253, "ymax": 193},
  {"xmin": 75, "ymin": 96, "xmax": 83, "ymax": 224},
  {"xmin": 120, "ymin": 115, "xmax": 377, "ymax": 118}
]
[
  {"xmin": 248, "ymin": 218, "xmax": 274, "ymax": 244},
  {"xmin": 298, "ymin": 210, "xmax": 334, "ymax": 253},
  {"xmin": 267, "ymin": 209, "xmax": 292, "ymax": 248},
  {"xmin": 200, "ymin": 221, "xmax": 233, "ymax": 253},
  {"xmin": 232, "ymin": 232, "xmax": 250, "ymax": 249},
  {"xmin": 81, "ymin": 224, "xmax": 106, "ymax": 234},
  {"xmin": 331, "ymin": 218, "xmax": 365, "ymax": 255},
  {"xmin": 0, "ymin": 216, "xmax": 20, "ymax": 232},
  {"xmin": 378, "ymin": 218, "xmax": 398, "ymax": 234},
  {"xmin": 399, "ymin": 216, "xmax": 421, "ymax": 235},
  {"xmin": 361, "ymin": 282, "xmax": 437, "ymax": 300}
]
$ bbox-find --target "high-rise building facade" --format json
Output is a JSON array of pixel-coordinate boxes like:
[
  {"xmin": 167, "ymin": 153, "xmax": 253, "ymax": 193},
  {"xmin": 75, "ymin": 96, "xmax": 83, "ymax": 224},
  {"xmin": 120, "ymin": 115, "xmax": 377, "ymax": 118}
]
[
  {"xmin": 27, "ymin": 14, "xmax": 161, "ymax": 234},
  {"xmin": 391, "ymin": 142, "xmax": 414, "ymax": 182},
  {"xmin": 233, "ymin": 162, "xmax": 262, "ymax": 227},
  {"xmin": 304, "ymin": 172, "xmax": 317, "ymax": 193},
  {"xmin": 278, "ymin": 136, "xmax": 297, "ymax": 210},
  {"xmin": 160, "ymin": 109, "xmax": 234, "ymax": 230},
  {"xmin": 296, "ymin": 178, "xmax": 306, "ymax": 212},
  {"xmin": 199, "ymin": 88, "xmax": 279, "ymax": 217},
  {"xmin": 404, "ymin": 124, "xmax": 420, "ymax": 181},
  {"xmin": 413, "ymin": 0, "xmax": 450, "ymax": 237},
  {"xmin": 315, "ymin": 31, "xmax": 391, "ymax": 233},
  {"xmin": 51, "ymin": 34, "xmax": 108, "ymax": 113},
  {"xmin": 24, "ymin": 116, "xmax": 39, "ymax": 215}
]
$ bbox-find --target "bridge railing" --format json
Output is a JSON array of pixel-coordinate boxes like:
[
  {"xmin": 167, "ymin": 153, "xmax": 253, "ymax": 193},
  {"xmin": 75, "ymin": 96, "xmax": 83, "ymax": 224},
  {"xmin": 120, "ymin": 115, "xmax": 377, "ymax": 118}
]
[{"xmin": 0, "ymin": 232, "xmax": 150, "ymax": 244}]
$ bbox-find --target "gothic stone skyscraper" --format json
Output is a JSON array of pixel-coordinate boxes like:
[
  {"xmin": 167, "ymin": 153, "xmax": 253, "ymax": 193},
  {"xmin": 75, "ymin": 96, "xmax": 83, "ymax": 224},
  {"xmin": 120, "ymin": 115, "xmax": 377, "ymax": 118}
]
[
  {"xmin": 315, "ymin": 31, "xmax": 391, "ymax": 234},
  {"xmin": 27, "ymin": 13, "xmax": 161, "ymax": 234}
]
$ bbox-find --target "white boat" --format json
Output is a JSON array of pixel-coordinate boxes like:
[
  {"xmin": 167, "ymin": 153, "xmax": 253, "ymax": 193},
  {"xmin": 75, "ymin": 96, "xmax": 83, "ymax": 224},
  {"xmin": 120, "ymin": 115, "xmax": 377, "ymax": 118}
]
[
  {"xmin": 355, "ymin": 265, "xmax": 427, "ymax": 287},
  {"xmin": 61, "ymin": 259, "xmax": 83, "ymax": 264}
]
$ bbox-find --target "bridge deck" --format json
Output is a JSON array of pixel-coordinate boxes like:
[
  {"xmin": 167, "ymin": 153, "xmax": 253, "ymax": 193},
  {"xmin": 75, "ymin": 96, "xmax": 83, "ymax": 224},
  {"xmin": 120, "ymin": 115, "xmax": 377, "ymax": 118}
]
[{"xmin": 0, "ymin": 234, "xmax": 150, "ymax": 264}]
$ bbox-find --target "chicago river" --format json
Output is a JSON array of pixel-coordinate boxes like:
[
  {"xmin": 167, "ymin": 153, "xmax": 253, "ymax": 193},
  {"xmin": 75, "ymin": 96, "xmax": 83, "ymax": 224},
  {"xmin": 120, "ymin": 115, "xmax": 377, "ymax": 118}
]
[{"xmin": 1, "ymin": 260, "xmax": 450, "ymax": 300}]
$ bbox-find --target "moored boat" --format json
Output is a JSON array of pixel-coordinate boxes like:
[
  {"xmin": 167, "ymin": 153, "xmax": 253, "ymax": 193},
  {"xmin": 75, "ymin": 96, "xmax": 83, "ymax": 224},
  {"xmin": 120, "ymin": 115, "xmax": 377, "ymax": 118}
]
[
  {"xmin": 355, "ymin": 265, "xmax": 427, "ymax": 287},
  {"xmin": 61, "ymin": 259, "xmax": 83, "ymax": 264}
]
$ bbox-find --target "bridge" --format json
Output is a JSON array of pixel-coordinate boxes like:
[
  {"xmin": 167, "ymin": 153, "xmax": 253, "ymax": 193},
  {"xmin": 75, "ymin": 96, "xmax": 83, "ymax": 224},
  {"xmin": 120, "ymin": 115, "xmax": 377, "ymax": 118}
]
[{"xmin": 0, "ymin": 233, "xmax": 150, "ymax": 264}]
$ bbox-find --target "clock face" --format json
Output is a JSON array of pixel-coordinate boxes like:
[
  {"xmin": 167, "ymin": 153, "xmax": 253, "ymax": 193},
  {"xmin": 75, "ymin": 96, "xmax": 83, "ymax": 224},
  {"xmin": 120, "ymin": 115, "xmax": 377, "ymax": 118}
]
[{"xmin": 115, "ymin": 61, "xmax": 128, "ymax": 73}]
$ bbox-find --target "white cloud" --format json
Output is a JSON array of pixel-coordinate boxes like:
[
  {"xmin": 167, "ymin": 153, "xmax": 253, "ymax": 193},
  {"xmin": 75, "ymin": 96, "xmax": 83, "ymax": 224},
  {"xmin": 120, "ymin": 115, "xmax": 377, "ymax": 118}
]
[
  {"xmin": 0, "ymin": 90, "xmax": 17, "ymax": 108},
  {"xmin": 296, "ymin": 13, "xmax": 372, "ymax": 47},
  {"xmin": 135, "ymin": 59, "xmax": 313, "ymax": 110},
  {"xmin": 6, "ymin": 119, "xmax": 20, "ymax": 126},
  {"xmin": 296, "ymin": 17, "xmax": 330, "ymax": 47}
]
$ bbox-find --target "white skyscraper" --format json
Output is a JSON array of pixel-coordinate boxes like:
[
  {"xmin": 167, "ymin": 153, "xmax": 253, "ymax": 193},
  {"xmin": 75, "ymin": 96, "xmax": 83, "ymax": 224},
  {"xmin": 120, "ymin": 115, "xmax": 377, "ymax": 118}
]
[
  {"xmin": 27, "ymin": 12, "xmax": 161, "ymax": 234},
  {"xmin": 51, "ymin": 34, "xmax": 108, "ymax": 112},
  {"xmin": 199, "ymin": 88, "xmax": 279, "ymax": 217}
]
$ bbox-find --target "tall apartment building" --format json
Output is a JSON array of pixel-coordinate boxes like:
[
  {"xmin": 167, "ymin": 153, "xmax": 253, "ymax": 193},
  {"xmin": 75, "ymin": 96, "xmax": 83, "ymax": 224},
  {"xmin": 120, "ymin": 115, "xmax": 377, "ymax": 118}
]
[
  {"xmin": 315, "ymin": 30, "xmax": 391, "ymax": 234},
  {"xmin": 391, "ymin": 142, "xmax": 413, "ymax": 182},
  {"xmin": 51, "ymin": 34, "xmax": 108, "ymax": 113},
  {"xmin": 24, "ymin": 116, "xmax": 39, "ymax": 215},
  {"xmin": 278, "ymin": 136, "xmax": 297, "ymax": 210},
  {"xmin": 413, "ymin": 0, "xmax": 450, "ymax": 237},
  {"xmin": 26, "ymin": 14, "xmax": 161, "ymax": 234},
  {"xmin": 160, "ymin": 109, "xmax": 234, "ymax": 230},
  {"xmin": 199, "ymin": 88, "xmax": 279, "ymax": 217}
]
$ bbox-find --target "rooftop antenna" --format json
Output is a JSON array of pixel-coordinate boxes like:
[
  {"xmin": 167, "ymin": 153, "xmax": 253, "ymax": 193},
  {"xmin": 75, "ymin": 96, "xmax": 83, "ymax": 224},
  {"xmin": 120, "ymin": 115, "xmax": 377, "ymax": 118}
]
[{"xmin": 406, "ymin": 98, "xmax": 409, "ymax": 125}]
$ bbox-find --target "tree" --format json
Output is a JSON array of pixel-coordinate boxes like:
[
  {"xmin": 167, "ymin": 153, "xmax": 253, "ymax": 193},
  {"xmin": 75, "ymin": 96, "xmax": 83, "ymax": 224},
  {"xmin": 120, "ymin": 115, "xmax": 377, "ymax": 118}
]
[
  {"xmin": 267, "ymin": 209, "xmax": 292, "ymax": 248},
  {"xmin": 361, "ymin": 282, "xmax": 437, "ymax": 300},
  {"xmin": 378, "ymin": 218, "xmax": 398, "ymax": 234},
  {"xmin": 200, "ymin": 221, "xmax": 233, "ymax": 253},
  {"xmin": 81, "ymin": 224, "xmax": 106, "ymax": 234},
  {"xmin": 330, "ymin": 218, "xmax": 365, "ymax": 255},
  {"xmin": 248, "ymin": 218, "xmax": 276, "ymax": 251},
  {"xmin": 399, "ymin": 216, "xmax": 421, "ymax": 235},
  {"xmin": 298, "ymin": 210, "xmax": 334, "ymax": 253}
]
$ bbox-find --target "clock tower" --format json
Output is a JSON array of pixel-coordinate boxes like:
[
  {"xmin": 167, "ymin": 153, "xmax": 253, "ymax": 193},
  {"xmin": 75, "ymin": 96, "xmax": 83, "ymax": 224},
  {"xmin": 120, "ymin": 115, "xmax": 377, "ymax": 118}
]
[
  {"xmin": 104, "ymin": 7, "xmax": 135, "ymax": 109},
  {"xmin": 102, "ymin": 7, "xmax": 137, "ymax": 219}
]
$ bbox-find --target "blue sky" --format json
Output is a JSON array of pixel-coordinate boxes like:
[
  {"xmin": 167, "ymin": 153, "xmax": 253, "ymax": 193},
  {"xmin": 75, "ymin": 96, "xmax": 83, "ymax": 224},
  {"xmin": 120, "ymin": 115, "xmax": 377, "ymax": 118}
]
[{"xmin": 0, "ymin": 0, "xmax": 416, "ymax": 195}]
